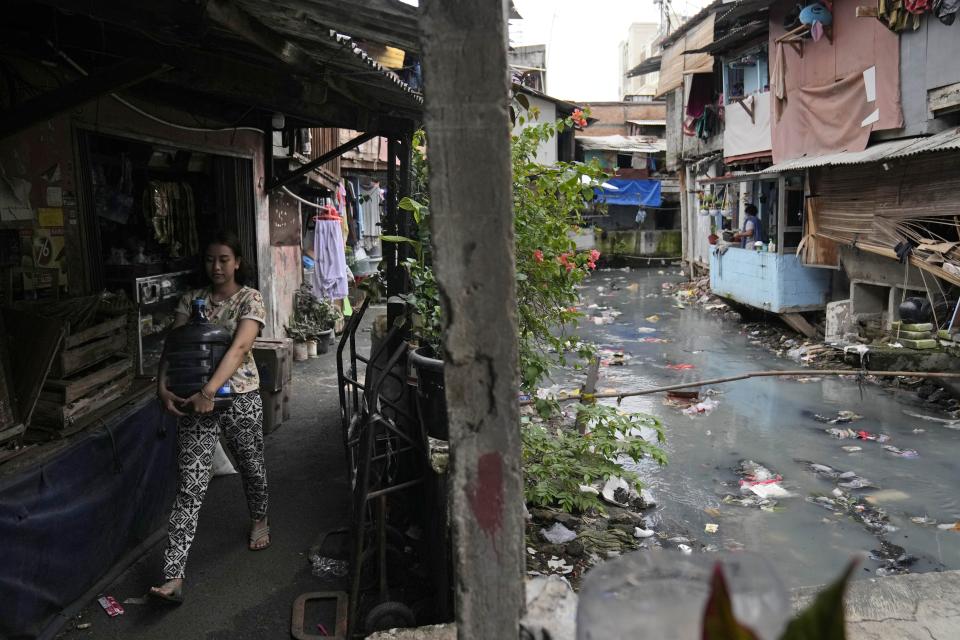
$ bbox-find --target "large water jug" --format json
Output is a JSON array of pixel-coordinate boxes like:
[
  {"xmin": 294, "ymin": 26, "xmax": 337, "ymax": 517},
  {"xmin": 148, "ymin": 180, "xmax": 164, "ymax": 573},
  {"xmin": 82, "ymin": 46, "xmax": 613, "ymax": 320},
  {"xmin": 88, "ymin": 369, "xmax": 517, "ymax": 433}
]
[{"xmin": 163, "ymin": 298, "xmax": 234, "ymax": 411}]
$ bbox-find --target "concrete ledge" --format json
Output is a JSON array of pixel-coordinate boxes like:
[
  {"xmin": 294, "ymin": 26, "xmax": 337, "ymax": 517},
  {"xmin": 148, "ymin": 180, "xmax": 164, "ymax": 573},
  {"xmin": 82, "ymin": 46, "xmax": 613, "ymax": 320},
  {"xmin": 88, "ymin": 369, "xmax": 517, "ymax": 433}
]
[{"xmin": 792, "ymin": 570, "xmax": 960, "ymax": 640}]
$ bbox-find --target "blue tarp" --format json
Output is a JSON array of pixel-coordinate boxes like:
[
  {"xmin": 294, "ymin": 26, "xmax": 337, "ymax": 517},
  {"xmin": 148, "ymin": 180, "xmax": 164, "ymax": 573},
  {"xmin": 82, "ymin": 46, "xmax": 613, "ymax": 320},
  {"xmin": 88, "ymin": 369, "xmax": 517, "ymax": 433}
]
[
  {"xmin": 594, "ymin": 178, "xmax": 662, "ymax": 207},
  {"xmin": 0, "ymin": 397, "xmax": 178, "ymax": 639}
]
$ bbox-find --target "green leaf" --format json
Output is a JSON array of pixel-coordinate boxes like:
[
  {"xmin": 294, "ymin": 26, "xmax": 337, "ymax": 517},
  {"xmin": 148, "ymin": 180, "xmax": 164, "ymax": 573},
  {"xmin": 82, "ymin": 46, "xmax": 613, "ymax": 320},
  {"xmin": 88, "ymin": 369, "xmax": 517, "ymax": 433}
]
[
  {"xmin": 398, "ymin": 197, "xmax": 427, "ymax": 224},
  {"xmin": 516, "ymin": 93, "xmax": 530, "ymax": 110},
  {"xmin": 381, "ymin": 235, "xmax": 422, "ymax": 253},
  {"xmin": 780, "ymin": 561, "xmax": 856, "ymax": 640},
  {"xmin": 702, "ymin": 564, "xmax": 761, "ymax": 640}
]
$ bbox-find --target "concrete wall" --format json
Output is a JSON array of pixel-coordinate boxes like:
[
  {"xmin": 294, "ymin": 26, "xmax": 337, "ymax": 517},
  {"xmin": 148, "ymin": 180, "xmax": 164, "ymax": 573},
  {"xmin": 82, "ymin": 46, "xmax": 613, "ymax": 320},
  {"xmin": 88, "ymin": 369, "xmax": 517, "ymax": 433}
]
[
  {"xmin": 513, "ymin": 94, "xmax": 558, "ymax": 165},
  {"xmin": 838, "ymin": 245, "xmax": 927, "ymax": 291},
  {"xmin": 666, "ymin": 90, "xmax": 684, "ymax": 171},
  {"xmin": 595, "ymin": 229, "xmax": 681, "ymax": 258},
  {"xmin": 710, "ymin": 247, "xmax": 832, "ymax": 312},
  {"xmin": 578, "ymin": 102, "xmax": 666, "ymax": 138}
]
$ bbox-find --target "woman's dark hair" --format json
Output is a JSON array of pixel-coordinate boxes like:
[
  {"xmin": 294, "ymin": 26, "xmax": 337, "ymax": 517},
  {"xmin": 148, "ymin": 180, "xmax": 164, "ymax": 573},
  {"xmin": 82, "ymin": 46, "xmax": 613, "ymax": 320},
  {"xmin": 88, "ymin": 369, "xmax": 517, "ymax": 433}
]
[
  {"xmin": 205, "ymin": 229, "xmax": 250, "ymax": 285},
  {"xmin": 744, "ymin": 204, "xmax": 759, "ymax": 216}
]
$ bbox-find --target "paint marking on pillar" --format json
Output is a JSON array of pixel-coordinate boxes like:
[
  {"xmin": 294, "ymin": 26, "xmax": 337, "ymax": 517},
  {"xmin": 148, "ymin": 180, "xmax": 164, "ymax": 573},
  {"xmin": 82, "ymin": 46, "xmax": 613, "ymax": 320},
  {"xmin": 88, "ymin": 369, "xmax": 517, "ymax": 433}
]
[{"xmin": 469, "ymin": 451, "xmax": 504, "ymax": 540}]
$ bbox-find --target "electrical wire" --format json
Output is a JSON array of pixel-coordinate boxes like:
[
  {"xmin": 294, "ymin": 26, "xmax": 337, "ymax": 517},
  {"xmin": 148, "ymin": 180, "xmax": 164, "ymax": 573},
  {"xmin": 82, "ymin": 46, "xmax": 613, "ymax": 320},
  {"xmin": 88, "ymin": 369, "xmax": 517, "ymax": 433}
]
[{"xmin": 45, "ymin": 40, "xmax": 265, "ymax": 135}]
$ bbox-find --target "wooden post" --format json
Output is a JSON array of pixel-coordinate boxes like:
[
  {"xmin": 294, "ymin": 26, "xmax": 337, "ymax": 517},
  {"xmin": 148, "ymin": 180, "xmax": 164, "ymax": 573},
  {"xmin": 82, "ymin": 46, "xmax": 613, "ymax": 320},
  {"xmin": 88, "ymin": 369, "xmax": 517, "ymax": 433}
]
[{"xmin": 421, "ymin": 1, "xmax": 524, "ymax": 637}]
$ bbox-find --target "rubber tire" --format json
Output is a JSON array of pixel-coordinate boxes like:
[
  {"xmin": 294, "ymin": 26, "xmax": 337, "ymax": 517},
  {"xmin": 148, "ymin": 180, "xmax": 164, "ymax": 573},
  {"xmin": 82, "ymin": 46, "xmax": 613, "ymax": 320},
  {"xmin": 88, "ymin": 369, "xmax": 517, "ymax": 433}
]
[{"xmin": 364, "ymin": 601, "xmax": 415, "ymax": 633}]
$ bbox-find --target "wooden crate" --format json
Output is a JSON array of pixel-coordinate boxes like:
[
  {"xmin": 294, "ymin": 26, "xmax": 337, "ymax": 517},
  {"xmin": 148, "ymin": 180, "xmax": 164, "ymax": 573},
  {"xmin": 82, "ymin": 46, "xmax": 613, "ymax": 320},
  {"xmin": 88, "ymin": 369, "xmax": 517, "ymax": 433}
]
[
  {"xmin": 34, "ymin": 356, "xmax": 134, "ymax": 432},
  {"xmin": 50, "ymin": 315, "xmax": 128, "ymax": 378}
]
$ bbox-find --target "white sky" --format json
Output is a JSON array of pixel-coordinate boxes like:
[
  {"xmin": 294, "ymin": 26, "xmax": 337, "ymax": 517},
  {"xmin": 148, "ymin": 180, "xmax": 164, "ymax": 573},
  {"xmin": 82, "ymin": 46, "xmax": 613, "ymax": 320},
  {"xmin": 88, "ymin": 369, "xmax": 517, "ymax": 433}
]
[{"xmin": 510, "ymin": 0, "xmax": 708, "ymax": 102}]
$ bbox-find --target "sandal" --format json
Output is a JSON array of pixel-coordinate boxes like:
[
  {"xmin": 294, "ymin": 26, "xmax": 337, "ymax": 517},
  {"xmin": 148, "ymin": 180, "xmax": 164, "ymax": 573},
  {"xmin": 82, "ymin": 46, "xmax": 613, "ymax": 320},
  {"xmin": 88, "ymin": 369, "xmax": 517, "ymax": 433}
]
[
  {"xmin": 148, "ymin": 584, "xmax": 184, "ymax": 605},
  {"xmin": 249, "ymin": 519, "xmax": 271, "ymax": 551}
]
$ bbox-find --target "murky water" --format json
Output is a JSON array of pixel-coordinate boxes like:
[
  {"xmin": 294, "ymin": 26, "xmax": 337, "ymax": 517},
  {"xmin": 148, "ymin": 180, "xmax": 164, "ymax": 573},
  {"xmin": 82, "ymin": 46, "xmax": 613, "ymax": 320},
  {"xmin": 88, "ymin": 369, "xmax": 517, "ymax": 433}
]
[{"xmin": 557, "ymin": 268, "xmax": 960, "ymax": 588}]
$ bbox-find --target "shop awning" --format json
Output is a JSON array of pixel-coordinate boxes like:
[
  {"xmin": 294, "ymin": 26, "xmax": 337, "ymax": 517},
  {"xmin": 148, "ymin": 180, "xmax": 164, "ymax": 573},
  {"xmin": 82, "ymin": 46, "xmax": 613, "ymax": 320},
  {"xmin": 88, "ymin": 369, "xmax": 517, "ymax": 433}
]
[{"xmin": 595, "ymin": 178, "xmax": 662, "ymax": 207}]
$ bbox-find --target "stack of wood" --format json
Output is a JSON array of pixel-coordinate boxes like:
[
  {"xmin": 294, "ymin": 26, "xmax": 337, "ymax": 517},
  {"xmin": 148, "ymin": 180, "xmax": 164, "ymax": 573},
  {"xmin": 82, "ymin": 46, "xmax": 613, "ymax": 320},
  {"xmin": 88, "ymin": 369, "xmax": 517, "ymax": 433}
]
[
  {"xmin": 892, "ymin": 321, "xmax": 938, "ymax": 350},
  {"xmin": 26, "ymin": 295, "xmax": 134, "ymax": 437}
]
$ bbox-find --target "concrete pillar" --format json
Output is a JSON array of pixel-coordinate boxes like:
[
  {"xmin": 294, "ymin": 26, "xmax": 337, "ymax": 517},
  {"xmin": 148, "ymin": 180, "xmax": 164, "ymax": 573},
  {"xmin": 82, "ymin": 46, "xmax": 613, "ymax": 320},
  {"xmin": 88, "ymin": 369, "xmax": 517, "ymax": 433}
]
[{"xmin": 421, "ymin": 0, "xmax": 524, "ymax": 637}]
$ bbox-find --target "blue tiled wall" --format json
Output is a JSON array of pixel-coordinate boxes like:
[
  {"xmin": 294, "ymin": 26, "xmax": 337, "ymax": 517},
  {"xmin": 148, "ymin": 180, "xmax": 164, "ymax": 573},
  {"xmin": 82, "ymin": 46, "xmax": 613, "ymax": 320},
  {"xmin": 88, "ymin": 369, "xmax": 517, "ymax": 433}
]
[{"xmin": 709, "ymin": 247, "xmax": 831, "ymax": 312}]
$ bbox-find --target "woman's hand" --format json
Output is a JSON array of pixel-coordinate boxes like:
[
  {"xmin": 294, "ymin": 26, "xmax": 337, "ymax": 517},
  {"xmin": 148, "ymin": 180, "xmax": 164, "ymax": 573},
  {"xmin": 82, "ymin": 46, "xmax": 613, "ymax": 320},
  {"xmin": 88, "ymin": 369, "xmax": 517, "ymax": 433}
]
[
  {"xmin": 182, "ymin": 391, "xmax": 215, "ymax": 415},
  {"xmin": 158, "ymin": 387, "xmax": 187, "ymax": 417}
]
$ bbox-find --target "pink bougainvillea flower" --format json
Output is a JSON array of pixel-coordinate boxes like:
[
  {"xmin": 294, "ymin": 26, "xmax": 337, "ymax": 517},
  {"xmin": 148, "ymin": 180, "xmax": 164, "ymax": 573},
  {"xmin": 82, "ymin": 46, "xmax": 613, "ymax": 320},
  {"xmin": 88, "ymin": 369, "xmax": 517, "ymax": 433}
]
[
  {"xmin": 590, "ymin": 249, "xmax": 601, "ymax": 262},
  {"xmin": 533, "ymin": 249, "xmax": 544, "ymax": 263},
  {"xmin": 587, "ymin": 261, "xmax": 597, "ymax": 270}
]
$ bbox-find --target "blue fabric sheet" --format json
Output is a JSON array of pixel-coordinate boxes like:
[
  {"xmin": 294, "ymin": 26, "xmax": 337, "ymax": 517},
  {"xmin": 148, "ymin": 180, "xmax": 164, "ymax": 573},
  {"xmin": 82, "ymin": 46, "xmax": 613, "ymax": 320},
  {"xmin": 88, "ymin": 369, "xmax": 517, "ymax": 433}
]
[
  {"xmin": 0, "ymin": 397, "xmax": 178, "ymax": 639},
  {"xmin": 594, "ymin": 178, "xmax": 662, "ymax": 207}
]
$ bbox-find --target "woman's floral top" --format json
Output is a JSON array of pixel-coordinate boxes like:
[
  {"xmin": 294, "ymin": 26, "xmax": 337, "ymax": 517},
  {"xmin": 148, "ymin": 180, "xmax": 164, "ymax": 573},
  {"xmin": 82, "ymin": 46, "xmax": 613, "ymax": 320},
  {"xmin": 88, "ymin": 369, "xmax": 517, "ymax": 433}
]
[{"xmin": 175, "ymin": 286, "xmax": 266, "ymax": 393}]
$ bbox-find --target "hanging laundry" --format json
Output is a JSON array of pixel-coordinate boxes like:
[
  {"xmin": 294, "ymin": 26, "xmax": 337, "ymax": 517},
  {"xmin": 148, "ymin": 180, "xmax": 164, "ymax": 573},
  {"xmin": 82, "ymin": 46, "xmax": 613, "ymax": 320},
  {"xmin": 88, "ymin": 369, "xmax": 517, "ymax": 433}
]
[
  {"xmin": 358, "ymin": 181, "xmax": 383, "ymax": 256},
  {"xmin": 878, "ymin": 0, "xmax": 924, "ymax": 31},
  {"xmin": 810, "ymin": 21, "xmax": 825, "ymax": 42},
  {"xmin": 904, "ymin": 0, "xmax": 934, "ymax": 13},
  {"xmin": 771, "ymin": 43, "xmax": 787, "ymax": 121},
  {"xmin": 685, "ymin": 74, "xmax": 713, "ymax": 119},
  {"xmin": 935, "ymin": 0, "xmax": 960, "ymax": 23},
  {"xmin": 311, "ymin": 206, "xmax": 349, "ymax": 301}
]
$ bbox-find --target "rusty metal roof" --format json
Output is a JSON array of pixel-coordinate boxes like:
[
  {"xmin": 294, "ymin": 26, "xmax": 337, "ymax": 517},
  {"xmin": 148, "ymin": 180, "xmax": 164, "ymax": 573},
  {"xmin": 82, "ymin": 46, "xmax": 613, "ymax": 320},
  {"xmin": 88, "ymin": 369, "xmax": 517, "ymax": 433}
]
[{"xmin": 763, "ymin": 127, "xmax": 960, "ymax": 172}]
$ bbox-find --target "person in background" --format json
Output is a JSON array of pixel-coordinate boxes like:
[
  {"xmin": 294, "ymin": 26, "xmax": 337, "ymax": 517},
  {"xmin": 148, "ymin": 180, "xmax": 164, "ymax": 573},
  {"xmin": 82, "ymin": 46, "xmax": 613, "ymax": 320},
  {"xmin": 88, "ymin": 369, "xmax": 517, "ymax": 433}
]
[
  {"xmin": 734, "ymin": 204, "xmax": 763, "ymax": 248},
  {"xmin": 151, "ymin": 230, "xmax": 270, "ymax": 604}
]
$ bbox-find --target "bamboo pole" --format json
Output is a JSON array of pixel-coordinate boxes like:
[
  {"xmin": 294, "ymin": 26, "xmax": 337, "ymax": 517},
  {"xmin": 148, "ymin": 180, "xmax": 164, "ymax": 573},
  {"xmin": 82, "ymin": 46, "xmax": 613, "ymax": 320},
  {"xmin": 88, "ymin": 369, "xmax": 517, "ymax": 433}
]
[{"xmin": 522, "ymin": 369, "xmax": 960, "ymax": 405}]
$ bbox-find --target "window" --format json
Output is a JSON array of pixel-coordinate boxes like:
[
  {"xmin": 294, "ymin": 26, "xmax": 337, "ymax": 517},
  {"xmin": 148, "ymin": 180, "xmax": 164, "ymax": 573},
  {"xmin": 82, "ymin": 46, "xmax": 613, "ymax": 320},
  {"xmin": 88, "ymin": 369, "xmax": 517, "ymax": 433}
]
[
  {"xmin": 723, "ymin": 47, "xmax": 769, "ymax": 105},
  {"xmin": 617, "ymin": 154, "xmax": 632, "ymax": 169}
]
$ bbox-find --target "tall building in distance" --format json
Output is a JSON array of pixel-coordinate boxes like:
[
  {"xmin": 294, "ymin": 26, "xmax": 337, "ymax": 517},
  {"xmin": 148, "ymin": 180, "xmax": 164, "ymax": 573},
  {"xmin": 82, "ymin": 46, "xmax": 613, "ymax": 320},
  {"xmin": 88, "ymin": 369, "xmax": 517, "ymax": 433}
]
[{"xmin": 619, "ymin": 22, "xmax": 660, "ymax": 101}]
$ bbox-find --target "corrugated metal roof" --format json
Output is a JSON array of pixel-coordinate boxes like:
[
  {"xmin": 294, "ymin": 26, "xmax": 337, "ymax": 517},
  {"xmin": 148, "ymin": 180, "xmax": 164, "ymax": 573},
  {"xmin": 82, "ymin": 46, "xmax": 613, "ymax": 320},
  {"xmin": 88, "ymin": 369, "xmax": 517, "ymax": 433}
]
[
  {"xmin": 577, "ymin": 135, "xmax": 666, "ymax": 153},
  {"xmin": 686, "ymin": 21, "xmax": 767, "ymax": 55},
  {"xmin": 763, "ymin": 127, "xmax": 960, "ymax": 172},
  {"xmin": 626, "ymin": 56, "xmax": 662, "ymax": 78}
]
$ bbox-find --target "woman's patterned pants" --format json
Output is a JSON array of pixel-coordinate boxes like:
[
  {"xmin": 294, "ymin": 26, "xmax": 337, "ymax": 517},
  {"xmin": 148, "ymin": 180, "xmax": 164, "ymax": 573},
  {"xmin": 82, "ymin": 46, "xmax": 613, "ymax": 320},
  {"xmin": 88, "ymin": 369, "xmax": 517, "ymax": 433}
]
[{"xmin": 162, "ymin": 391, "xmax": 268, "ymax": 579}]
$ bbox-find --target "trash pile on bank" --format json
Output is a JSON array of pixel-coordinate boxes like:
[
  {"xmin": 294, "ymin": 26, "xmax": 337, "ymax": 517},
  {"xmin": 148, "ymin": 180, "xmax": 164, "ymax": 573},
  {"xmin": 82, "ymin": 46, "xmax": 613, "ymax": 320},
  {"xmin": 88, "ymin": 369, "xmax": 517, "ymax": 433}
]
[{"xmin": 662, "ymin": 277, "xmax": 738, "ymax": 320}]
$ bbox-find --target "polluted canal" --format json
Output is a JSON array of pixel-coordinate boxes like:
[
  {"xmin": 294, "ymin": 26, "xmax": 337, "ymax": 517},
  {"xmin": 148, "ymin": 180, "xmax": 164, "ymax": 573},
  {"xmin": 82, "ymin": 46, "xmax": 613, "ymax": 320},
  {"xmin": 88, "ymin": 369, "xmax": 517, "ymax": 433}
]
[{"xmin": 555, "ymin": 267, "xmax": 960, "ymax": 588}]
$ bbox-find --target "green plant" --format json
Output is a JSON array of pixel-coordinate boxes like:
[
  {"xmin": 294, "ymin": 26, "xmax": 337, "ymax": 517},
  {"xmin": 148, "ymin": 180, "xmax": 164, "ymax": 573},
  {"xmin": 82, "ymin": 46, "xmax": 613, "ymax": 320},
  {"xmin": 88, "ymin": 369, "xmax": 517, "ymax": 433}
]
[
  {"xmin": 388, "ymin": 110, "xmax": 608, "ymax": 386},
  {"xmin": 388, "ymin": 114, "xmax": 669, "ymax": 513},
  {"xmin": 382, "ymin": 196, "xmax": 442, "ymax": 350},
  {"xmin": 521, "ymin": 403, "xmax": 666, "ymax": 513},
  {"xmin": 510, "ymin": 114, "xmax": 608, "ymax": 387},
  {"xmin": 285, "ymin": 322, "xmax": 309, "ymax": 342},
  {"xmin": 286, "ymin": 284, "xmax": 337, "ymax": 340}
]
